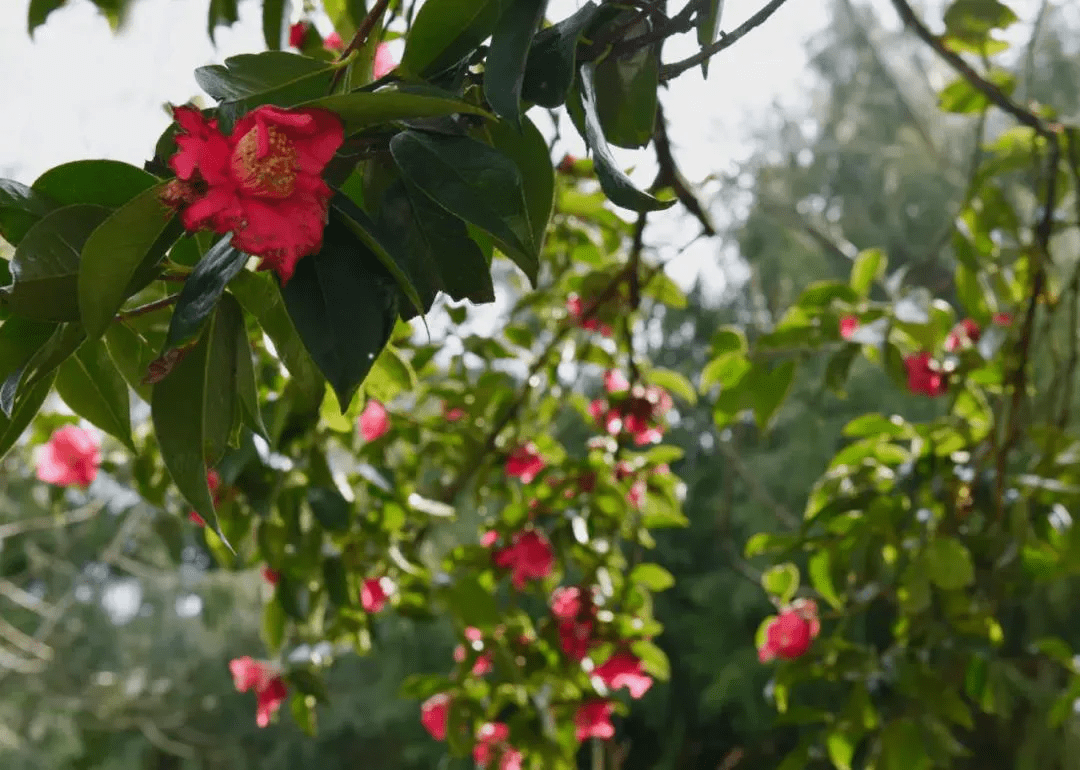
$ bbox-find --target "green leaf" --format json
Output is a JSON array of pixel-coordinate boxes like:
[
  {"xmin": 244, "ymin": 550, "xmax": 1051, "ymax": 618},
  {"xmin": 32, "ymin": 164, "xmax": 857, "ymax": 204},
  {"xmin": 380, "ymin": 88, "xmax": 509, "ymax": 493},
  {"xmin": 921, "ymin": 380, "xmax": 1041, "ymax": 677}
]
[
  {"xmin": 6, "ymin": 204, "xmax": 111, "ymax": 322},
  {"xmin": 262, "ymin": 596, "xmax": 287, "ymax": 655},
  {"xmin": 696, "ymin": 0, "xmax": 725, "ymax": 76},
  {"xmin": 826, "ymin": 731, "xmax": 855, "ymax": 770},
  {"xmin": 307, "ymin": 486, "xmax": 352, "ymax": 532},
  {"xmin": 230, "ymin": 295, "xmax": 268, "ymax": 440},
  {"xmin": 924, "ymin": 537, "xmax": 975, "ymax": 590},
  {"xmin": 151, "ymin": 302, "xmax": 240, "ymax": 541},
  {"xmin": 483, "ymin": 115, "xmax": 555, "ymax": 257},
  {"xmin": 164, "ymin": 237, "xmax": 248, "ymax": 350},
  {"xmin": 647, "ymin": 367, "xmax": 697, "ymax": 406},
  {"xmin": 748, "ymin": 360, "xmax": 796, "ymax": 431},
  {"xmin": 0, "ymin": 179, "xmax": 56, "ymax": 247},
  {"xmin": 939, "ymin": 69, "xmax": 1016, "ymax": 113},
  {"xmin": 301, "ymin": 88, "xmax": 490, "ymax": 135},
  {"xmin": 281, "ymin": 216, "xmax": 399, "ymax": 412},
  {"xmin": 402, "ymin": 0, "xmax": 508, "ymax": 78},
  {"xmin": 574, "ymin": 63, "xmax": 673, "ymax": 212},
  {"xmin": 1, "ymin": 322, "xmax": 84, "ymax": 417},
  {"xmin": 32, "ymin": 160, "xmax": 156, "ymax": 209},
  {"xmin": 808, "ymin": 550, "xmax": 842, "ymax": 610},
  {"xmin": 850, "ymin": 247, "xmax": 885, "ymax": 297},
  {"xmin": 761, "ymin": 563, "xmax": 799, "ymax": 605},
  {"xmin": 628, "ymin": 563, "xmax": 675, "ymax": 591},
  {"xmin": 79, "ymin": 184, "xmax": 180, "ymax": 340},
  {"xmin": 700, "ymin": 352, "xmax": 750, "ymax": 394},
  {"xmin": 54, "ymin": 338, "xmax": 133, "ymax": 450},
  {"xmin": 594, "ymin": 18, "xmax": 659, "ymax": 150},
  {"xmin": 290, "ymin": 693, "xmax": 317, "ymax": 736},
  {"xmin": 943, "ymin": 0, "xmax": 1018, "ymax": 44},
  {"xmin": 104, "ymin": 321, "xmax": 158, "ymax": 404},
  {"xmin": 27, "ymin": 0, "xmax": 66, "ymax": 33},
  {"xmin": 630, "ymin": 639, "xmax": 671, "ymax": 680},
  {"xmin": 0, "ymin": 372, "xmax": 54, "ymax": 461},
  {"xmin": 389, "ymin": 131, "xmax": 538, "ymax": 284},
  {"xmin": 521, "ymin": 1, "xmax": 599, "ymax": 108},
  {"xmin": 364, "ymin": 345, "xmax": 417, "ymax": 403},
  {"xmin": 262, "ymin": 0, "xmax": 289, "ymax": 50},
  {"xmin": 443, "ymin": 575, "xmax": 501, "ymax": 628},
  {"xmin": 195, "ymin": 52, "xmax": 333, "ymax": 101},
  {"xmin": 484, "ymin": 0, "xmax": 547, "ymax": 128},
  {"xmin": 879, "ymin": 719, "xmax": 932, "ymax": 770},
  {"xmin": 207, "ymin": 0, "xmax": 239, "ymax": 41}
]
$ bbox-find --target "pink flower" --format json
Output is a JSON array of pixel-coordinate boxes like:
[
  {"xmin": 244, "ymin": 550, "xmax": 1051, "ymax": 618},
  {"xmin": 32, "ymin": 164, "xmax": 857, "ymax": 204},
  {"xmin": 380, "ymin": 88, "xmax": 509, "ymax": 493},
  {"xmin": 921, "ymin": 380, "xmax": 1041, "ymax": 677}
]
[
  {"xmin": 161, "ymin": 104, "xmax": 343, "ymax": 284},
  {"xmin": 359, "ymin": 399, "xmax": 390, "ymax": 441},
  {"xmin": 575, "ymin": 700, "xmax": 615, "ymax": 741},
  {"xmin": 627, "ymin": 479, "xmax": 646, "ymax": 509},
  {"xmin": 323, "ymin": 31, "xmax": 344, "ymax": 52},
  {"xmin": 474, "ymin": 723, "xmax": 522, "ymax": 770},
  {"xmin": 904, "ymin": 352, "xmax": 947, "ymax": 397},
  {"xmin": 36, "ymin": 425, "xmax": 100, "ymax": 487},
  {"xmin": 566, "ymin": 293, "xmax": 614, "ymax": 337},
  {"xmin": 480, "ymin": 530, "xmax": 499, "ymax": 548},
  {"xmin": 421, "ymin": 692, "xmax": 451, "ymax": 740},
  {"xmin": 552, "ymin": 587, "xmax": 597, "ymax": 660},
  {"xmin": 839, "ymin": 315, "xmax": 859, "ymax": 340},
  {"xmin": 592, "ymin": 385, "xmax": 672, "ymax": 445},
  {"xmin": 453, "ymin": 627, "xmax": 493, "ymax": 675},
  {"xmin": 444, "ymin": 403, "xmax": 466, "ymax": 422},
  {"xmin": 262, "ymin": 566, "xmax": 280, "ymax": 586},
  {"xmin": 505, "ymin": 443, "xmax": 545, "ymax": 483},
  {"xmin": 944, "ymin": 318, "xmax": 980, "ymax": 352},
  {"xmin": 494, "ymin": 529, "xmax": 555, "ymax": 589},
  {"xmin": 229, "ymin": 657, "xmax": 287, "ymax": 728},
  {"xmin": 592, "ymin": 651, "xmax": 653, "ymax": 699},
  {"xmin": 604, "ymin": 369, "xmax": 630, "ymax": 394},
  {"xmin": 758, "ymin": 600, "xmax": 820, "ymax": 663},
  {"xmin": 288, "ymin": 21, "xmax": 307, "ymax": 48},
  {"xmin": 255, "ymin": 676, "xmax": 288, "ymax": 728},
  {"xmin": 361, "ymin": 577, "xmax": 390, "ymax": 613},
  {"xmin": 551, "ymin": 586, "xmax": 584, "ymax": 620},
  {"xmin": 993, "ymin": 312, "xmax": 1013, "ymax": 326},
  {"xmin": 373, "ymin": 42, "xmax": 396, "ymax": 79}
]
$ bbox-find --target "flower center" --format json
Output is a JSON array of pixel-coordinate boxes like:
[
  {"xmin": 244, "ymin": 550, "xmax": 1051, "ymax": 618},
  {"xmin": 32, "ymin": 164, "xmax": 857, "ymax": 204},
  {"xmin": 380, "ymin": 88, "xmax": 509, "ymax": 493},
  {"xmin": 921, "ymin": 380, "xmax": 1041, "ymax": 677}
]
[{"xmin": 230, "ymin": 123, "xmax": 298, "ymax": 199}]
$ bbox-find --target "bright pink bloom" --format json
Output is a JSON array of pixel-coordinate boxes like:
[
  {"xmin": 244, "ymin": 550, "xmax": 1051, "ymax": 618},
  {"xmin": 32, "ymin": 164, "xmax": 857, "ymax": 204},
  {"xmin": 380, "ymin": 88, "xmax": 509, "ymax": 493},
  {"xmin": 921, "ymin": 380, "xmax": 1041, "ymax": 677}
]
[
  {"xmin": 945, "ymin": 318, "xmax": 980, "ymax": 352},
  {"xmin": 262, "ymin": 566, "xmax": 280, "ymax": 586},
  {"xmin": 551, "ymin": 587, "xmax": 584, "ymax": 620},
  {"xmin": 359, "ymin": 399, "xmax": 390, "ymax": 441},
  {"xmin": 758, "ymin": 600, "xmax": 820, "ymax": 663},
  {"xmin": 445, "ymin": 404, "xmax": 466, "ymax": 422},
  {"xmin": 505, "ymin": 443, "xmax": 545, "ymax": 483},
  {"xmin": 627, "ymin": 479, "xmax": 647, "ymax": 509},
  {"xmin": 36, "ymin": 425, "xmax": 100, "ymax": 487},
  {"xmin": 480, "ymin": 530, "xmax": 499, "ymax": 548},
  {"xmin": 373, "ymin": 43, "xmax": 396, "ymax": 79},
  {"xmin": 839, "ymin": 315, "xmax": 859, "ymax": 340},
  {"xmin": 593, "ymin": 384, "xmax": 672, "ymax": 445},
  {"xmin": 993, "ymin": 312, "xmax": 1013, "ymax": 326},
  {"xmin": 474, "ymin": 723, "xmax": 522, "ymax": 770},
  {"xmin": 288, "ymin": 21, "xmax": 307, "ymax": 48},
  {"xmin": 255, "ymin": 676, "xmax": 288, "ymax": 727},
  {"xmin": 575, "ymin": 700, "xmax": 615, "ymax": 741},
  {"xmin": 361, "ymin": 577, "xmax": 389, "ymax": 613},
  {"xmin": 189, "ymin": 511, "xmax": 207, "ymax": 526},
  {"xmin": 592, "ymin": 652, "xmax": 653, "ymax": 699},
  {"xmin": 323, "ymin": 31, "xmax": 344, "ymax": 52},
  {"xmin": 566, "ymin": 293, "xmax": 614, "ymax": 337},
  {"xmin": 494, "ymin": 529, "xmax": 555, "ymax": 590},
  {"xmin": 230, "ymin": 657, "xmax": 287, "ymax": 728},
  {"xmin": 604, "ymin": 369, "xmax": 630, "ymax": 394},
  {"xmin": 421, "ymin": 692, "xmax": 451, "ymax": 740},
  {"xmin": 904, "ymin": 352, "xmax": 947, "ymax": 397},
  {"xmin": 162, "ymin": 104, "xmax": 343, "ymax": 284},
  {"xmin": 552, "ymin": 586, "xmax": 597, "ymax": 660}
]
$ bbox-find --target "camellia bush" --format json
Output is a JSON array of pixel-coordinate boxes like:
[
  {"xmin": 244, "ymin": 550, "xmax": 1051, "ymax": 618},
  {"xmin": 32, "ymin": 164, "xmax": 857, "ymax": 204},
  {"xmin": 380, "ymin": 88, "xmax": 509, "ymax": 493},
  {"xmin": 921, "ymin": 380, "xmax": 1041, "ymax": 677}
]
[{"xmin": 2, "ymin": 0, "xmax": 1080, "ymax": 768}]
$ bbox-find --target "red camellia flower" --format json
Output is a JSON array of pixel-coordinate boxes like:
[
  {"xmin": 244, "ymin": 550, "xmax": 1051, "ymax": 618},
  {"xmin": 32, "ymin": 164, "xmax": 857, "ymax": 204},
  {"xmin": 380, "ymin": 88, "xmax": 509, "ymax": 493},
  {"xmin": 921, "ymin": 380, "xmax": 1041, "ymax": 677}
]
[
  {"xmin": 604, "ymin": 369, "xmax": 630, "ymax": 394},
  {"xmin": 505, "ymin": 442, "xmax": 545, "ymax": 483},
  {"xmin": 839, "ymin": 315, "xmax": 859, "ymax": 340},
  {"xmin": 904, "ymin": 352, "xmax": 947, "ymax": 397},
  {"xmin": 474, "ymin": 723, "xmax": 523, "ymax": 770},
  {"xmin": 229, "ymin": 657, "xmax": 287, "ymax": 727},
  {"xmin": 944, "ymin": 318, "xmax": 980, "ymax": 352},
  {"xmin": 359, "ymin": 399, "xmax": 390, "ymax": 441},
  {"xmin": 758, "ymin": 599, "xmax": 820, "ymax": 663},
  {"xmin": 288, "ymin": 21, "xmax": 307, "ymax": 48},
  {"xmin": 373, "ymin": 42, "xmax": 396, "ymax": 79},
  {"xmin": 495, "ymin": 530, "xmax": 555, "ymax": 589},
  {"xmin": 323, "ymin": 31, "xmax": 344, "ymax": 52},
  {"xmin": 361, "ymin": 577, "xmax": 390, "ymax": 613},
  {"xmin": 592, "ymin": 384, "xmax": 673, "ymax": 446},
  {"xmin": 592, "ymin": 651, "xmax": 653, "ymax": 699},
  {"xmin": 421, "ymin": 692, "xmax": 451, "ymax": 740},
  {"xmin": 575, "ymin": 700, "xmax": 615, "ymax": 741},
  {"xmin": 262, "ymin": 566, "xmax": 280, "ymax": 586},
  {"xmin": 552, "ymin": 586, "xmax": 597, "ymax": 661},
  {"xmin": 161, "ymin": 104, "xmax": 343, "ymax": 284},
  {"xmin": 566, "ymin": 293, "xmax": 614, "ymax": 337},
  {"xmin": 480, "ymin": 530, "xmax": 499, "ymax": 548},
  {"xmin": 993, "ymin": 312, "xmax": 1013, "ymax": 326},
  {"xmin": 36, "ymin": 425, "xmax": 100, "ymax": 487},
  {"xmin": 444, "ymin": 402, "xmax": 466, "ymax": 422}
]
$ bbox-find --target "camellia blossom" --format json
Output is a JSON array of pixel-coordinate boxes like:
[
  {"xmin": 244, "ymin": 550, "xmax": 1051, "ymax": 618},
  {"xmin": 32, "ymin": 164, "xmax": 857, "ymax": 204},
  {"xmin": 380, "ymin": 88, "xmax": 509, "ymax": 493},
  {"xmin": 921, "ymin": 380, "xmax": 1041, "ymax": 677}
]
[
  {"xmin": 288, "ymin": 21, "xmax": 307, "ymax": 48},
  {"xmin": 592, "ymin": 651, "xmax": 653, "ymax": 699},
  {"xmin": 575, "ymin": 700, "xmax": 616, "ymax": 741},
  {"xmin": 229, "ymin": 657, "xmax": 287, "ymax": 727},
  {"xmin": 944, "ymin": 318, "xmax": 981, "ymax": 352},
  {"xmin": 262, "ymin": 566, "xmax": 280, "ymax": 586},
  {"xmin": 421, "ymin": 692, "xmax": 451, "ymax": 740},
  {"xmin": 359, "ymin": 399, "xmax": 390, "ymax": 441},
  {"xmin": 566, "ymin": 293, "xmax": 614, "ymax": 337},
  {"xmin": 373, "ymin": 43, "xmax": 396, "ymax": 79},
  {"xmin": 552, "ymin": 586, "xmax": 597, "ymax": 661},
  {"xmin": 604, "ymin": 369, "xmax": 630, "ymax": 394},
  {"xmin": 904, "ymin": 352, "xmax": 947, "ymax": 397},
  {"xmin": 758, "ymin": 599, "xmax": 820, "ymax": 663},
  {"xmin": 323, "ymin": 31, "xmax": 344, "ymax": 52},
  {"xmin": 993, "ymin": 312, "xmax": 1013, "ymax": 326},
  {"xmin": 361, "ymin": 577, "xmax": 390, "ymax": 613},
  {"xmin": 480, "ymin": 530, "xmax": 499, "ymax": 548},
  {"xmin": 505, "ymin": 443, "xmax": 545, "ymax": 483},
  {"xmin": 36, "ymin": 425, "xmax": 101, "ymax": 487},
  {"xmin": 444, "ymin": 402, "xmax": 466, "ymax": 422},
  {"xmin": 839, "ymin": 315, "xmax": 859, "ymax": 340},
  {"xmin": 161, "ymin": 103, "xmax": 343, "ymax": 284},
  {"xmin": 592, "ymin": 383, "xmax": 673, "ymax": 446},
  {"xmin": 474, "ymin": 723, "xmax": 523, "ymax": 770},
  {"xmin": 494, "ymin": 530, "xmax": 555, "ymax": 589}
]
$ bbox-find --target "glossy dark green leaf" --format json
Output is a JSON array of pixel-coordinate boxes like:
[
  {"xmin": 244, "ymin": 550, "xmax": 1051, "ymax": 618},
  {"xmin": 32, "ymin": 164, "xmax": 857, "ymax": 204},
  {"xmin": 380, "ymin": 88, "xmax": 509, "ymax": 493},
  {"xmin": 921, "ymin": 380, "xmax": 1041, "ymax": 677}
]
[
  {"xmin": 594, "ymin": 19, "xmax": 659, "ymax": 149},
  {"xmin": 402, "ymin": 0, "xmax": 508, "ymax": 78},
  {"xmin": 0, "ymin": 317, "xmax": 56, "ymax": 386},
  {"xmin": 207, "ymin": 0, "xmax": 239, "ymax": 40},
  {"xmin": 307, "ymin": 486, "xmax": 351, "ymax": 532},
  {"xmin": 696, "ymin": 0, "xmax": 725, "ymax": 76},
  {"xmin": 0, "ymin": 372, "xmax": 54, "ymax": 461},
  {"xmin": 521, "ymin": 1, "xmax": 599, "ymax": 108},
  {"xmin": 484, "ymin": 0, "xmax": 547, "ymax": 127},
  {"xmin": 302, "ymin": 89, "xmax": 489, "ymax": 135},
  {"xmin": 27, "ymin": 0, "xmax": 65, "ymax": 33},
  {"xmin": 151, "ymin": 302, "xmax": 239, "ymax": 540},
  {"xmin": 390, "ymin": 130, "xmax": 538, "ymax": 283},
  {"xmin": 54, "ymin": 338, "xmax": 133, "ymax": 449},
  {"xmin": 0, "ymin": 179, "xmax": 55, "ymax": 247},
  {"xmin": 574, "ymin": 63, "xmax": 673, "ymax": 212},
  {"xmin": 280, "ymin": 216, "xmax": 399, "ymax": 412},
  {"xmin": 32, "ymin": 160, "xmax": 156, "ymax": 209},
  {"xmin": 228, "ymin": 293, "xmax": 267, "ymax": 440},
  {"xmin": 6, "ymin": 205, "xmax": 111, "ymax": 322},
  {"xmin": 195, "ymin": 52, "xmax": 333, "ymax": 101},
  {"xmin": 78, "ymin": 184, "xmax": 179, "ymax": 340},
  {"xmin": 748, "ymin": 360, "xmax": 796, "ymax": 431},
  {"xmin": 483, "ymin": 115, "xmax": 554, "ymax": 256},
  {"xmin": 164, "ymin": 236, "xmax": 247, "ymax": 350},
  {"xmin": 0, "ymin": 322, "xmax": 84, "ymax": 417},
  {"xmin": 262, "ymin": 0, "xmax": 289, "ymax": 50},
  {"xmin": 104, "ymin": 321, "xmax": 158, "ymax": 404}
]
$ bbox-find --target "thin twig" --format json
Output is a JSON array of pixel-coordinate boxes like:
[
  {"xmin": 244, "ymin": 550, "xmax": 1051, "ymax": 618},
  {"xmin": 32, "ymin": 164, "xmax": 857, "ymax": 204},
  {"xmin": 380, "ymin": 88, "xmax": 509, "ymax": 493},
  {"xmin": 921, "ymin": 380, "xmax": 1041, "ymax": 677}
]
[
  {"xmin": 329, "ymin": 0, "xmax": 392, "ymax": 92},
  {"xmin": 0, "ymin": 503, "xmax": 102, "ymax": 542},
  {"xmin": 651, "ymin": 103, "xmax": 717, "ymax": 237}
]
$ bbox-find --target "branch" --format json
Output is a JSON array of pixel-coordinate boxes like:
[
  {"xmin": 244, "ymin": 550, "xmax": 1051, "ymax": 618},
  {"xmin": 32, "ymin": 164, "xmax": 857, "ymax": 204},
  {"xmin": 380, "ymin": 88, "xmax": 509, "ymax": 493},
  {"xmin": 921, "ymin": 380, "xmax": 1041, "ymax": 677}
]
[
  {"xmin": 651, "ymin": 103, "xmax": 717, "ymax": 237},
  {"xmin": 329, "ymin": 0, "xmax": 392, "ymax": 92},
  {"xmin": 115, "ymin": 292, "xmax": 180, "ymax": 321},
  {"xmin": 0, "ymin": 503, "xmax": 102, "ymax": 542},
  {"xmin": 659, "ymin": 0, "xmax": 795, "ymax": 81}
]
